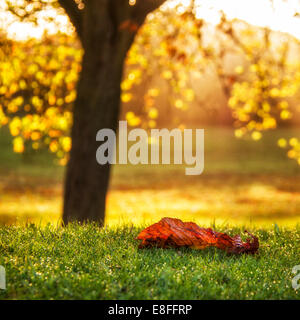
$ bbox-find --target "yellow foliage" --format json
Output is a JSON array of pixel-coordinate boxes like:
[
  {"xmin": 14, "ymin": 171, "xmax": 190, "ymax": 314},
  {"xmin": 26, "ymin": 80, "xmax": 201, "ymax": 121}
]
[
  {"xmin": 121, "ymin": 93, "xmax": 133, "ymax": 103},
  {"xmin": 287, "ymin": 149, "xmax": 296, "ymax": 159},
  {"xmin": 235, "ymin": 65, "xmax": 244, "ymax": 74},
  {"xmin": 148, "ymin": 120, "xmax": 156, "ymax": 128},
  {"xmin": 234, "ymin": 129, "xmax": 244, "ymax": 138},
  {"xmin": 13, "ymin": 136, "xmax": 24, "ymax": 153},
  {"xmin": 162, "ymin": 70, "xmax": 172, "ymax": 79},
  {"xmin": 289, "ymin": 137, "xmax": 298, "ymax": 147},
  {"xmin": 263, "ymin": 117, "xmax": 276, "ymax": 129},
  {"xmin": 49, "ymin": 140, "xmax": 58, "ymax": 153},
  {"xmin": 278, "ymin": 138, "xmax": 287, "ymax": 148},
  {"xmin": 148, "ymin": 88, "xmax": 160, "ymax": 97},
  {"xmin": 148, "ymin": 108, "xmax": 158, "ymax": 119},
  {"xmin": 62, "ymin": 137, "xmax": 72, "ymax": 152},
  {"xmin": 280, "ymin": 110, "xmax": 291, "ymax": 120},
  {"xmin": 175, "ymin": 99, "xmax": 184, "ymax": 109},
  {"xmin": 251, "ymin": 131, "xmax": 262, "ymax": 141},
  {"xmin": 128, "ymin": 116, "xmax": 141, "ymax": 127},
  {"xmin": 0, "ymin": 11, "xmax": 299, "ymax": 168},
  {"xmin": 31, "ymin": 131, "xmax": 41, "ymax": 141}
]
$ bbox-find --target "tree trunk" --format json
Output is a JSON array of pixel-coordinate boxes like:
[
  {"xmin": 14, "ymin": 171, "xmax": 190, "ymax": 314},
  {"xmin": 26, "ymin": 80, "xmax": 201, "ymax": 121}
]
[
  {"xmin": 61, "ymin": 0, "xmax": 166, "ymax": 225},
  {"xmin": 63, "ymin": 8, "xmax": 136, "ymax": 225}
]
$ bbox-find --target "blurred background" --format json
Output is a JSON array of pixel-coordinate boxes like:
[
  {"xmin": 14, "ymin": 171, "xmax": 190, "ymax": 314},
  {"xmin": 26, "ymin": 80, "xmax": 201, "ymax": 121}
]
[{"xmin": 0, "ymin": 0, "xmax": 300, "ymax": 226}]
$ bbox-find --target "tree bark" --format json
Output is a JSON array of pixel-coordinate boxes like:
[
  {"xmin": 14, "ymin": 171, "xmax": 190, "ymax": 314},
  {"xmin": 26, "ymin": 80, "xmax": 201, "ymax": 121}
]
[{"xmin": 63, "ymin": 52, "xmax": 122, "ymax": 224}]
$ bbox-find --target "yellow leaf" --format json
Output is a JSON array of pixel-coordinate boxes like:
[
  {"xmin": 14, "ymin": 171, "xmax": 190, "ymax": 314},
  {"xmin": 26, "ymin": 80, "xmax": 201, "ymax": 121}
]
[
  {"xmin": 121, "ymin": 93, "xmax": 133, "ymax": 103},
  {"xmin": 277, "ymin": 138, "xmax": 287, "ymax": 148},
  {"xmin": 148, "ymin": 108, "xmax": 158, "ymax": 119},
  {"xmin": 251, "ymin": 131, "xmax": 262, "ymax": 141},
  {"xmin": 13, "ymin": 137, "xmax": 24, "ymax": 153}
]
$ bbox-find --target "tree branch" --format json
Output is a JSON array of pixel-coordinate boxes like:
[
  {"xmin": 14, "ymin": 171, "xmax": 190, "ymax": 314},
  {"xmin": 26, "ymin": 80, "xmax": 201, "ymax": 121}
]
[
  {"xmin": 133, "ymin": 0, "xmax": 167, "ymax": 24},
  {"xmin": 58, "ymin": 0, "xmax": 84, "ymax": 40}
]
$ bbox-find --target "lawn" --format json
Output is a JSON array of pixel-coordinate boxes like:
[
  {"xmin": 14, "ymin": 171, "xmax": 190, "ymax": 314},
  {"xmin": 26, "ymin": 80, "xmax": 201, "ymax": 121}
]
[
  {"xmin": 0, "ymin": 126, "xmax": 299, "ymax": 299},
  {"xmin": 0, "ymin": 223, "xmax": 299, "ymax": 299}
]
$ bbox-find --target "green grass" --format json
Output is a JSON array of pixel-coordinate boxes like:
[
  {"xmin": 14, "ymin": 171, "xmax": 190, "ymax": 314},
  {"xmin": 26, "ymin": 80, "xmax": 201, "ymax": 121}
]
[{"xmin": 0, "ymin": 223, "xmax": 299, "ymax": 299}]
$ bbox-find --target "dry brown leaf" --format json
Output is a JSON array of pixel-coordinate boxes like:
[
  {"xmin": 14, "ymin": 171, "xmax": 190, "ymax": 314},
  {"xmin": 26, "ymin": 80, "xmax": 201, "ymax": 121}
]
[{"xmin": 136, "ymin": 217, "xmax": 259, "ymax": 254}]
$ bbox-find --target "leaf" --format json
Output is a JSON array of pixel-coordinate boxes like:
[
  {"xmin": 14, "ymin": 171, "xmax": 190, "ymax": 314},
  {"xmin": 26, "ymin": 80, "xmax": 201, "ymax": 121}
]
[{"xmin": 136, "ymin": 218, "xmax": 259, "ymax": 254}]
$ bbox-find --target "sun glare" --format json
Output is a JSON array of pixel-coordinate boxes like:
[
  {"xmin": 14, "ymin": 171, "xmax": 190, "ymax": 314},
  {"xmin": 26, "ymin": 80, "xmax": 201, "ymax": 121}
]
[
  {"xmin": 204, "ymin": 0, "xmax": 300, "ymax": 39},
  {"xmin": 167, "ymin": 0, "xmax": 300, "ymax": 39},
  {"xmin": 0, "ymin": 1, "xmax": 72, "ymax": 40}
]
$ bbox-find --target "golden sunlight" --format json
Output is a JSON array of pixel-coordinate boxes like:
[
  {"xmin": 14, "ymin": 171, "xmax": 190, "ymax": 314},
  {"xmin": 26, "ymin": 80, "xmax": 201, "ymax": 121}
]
[{"xmin": 164, "ymin": 0, "xmax": 300, "ymax": 38}]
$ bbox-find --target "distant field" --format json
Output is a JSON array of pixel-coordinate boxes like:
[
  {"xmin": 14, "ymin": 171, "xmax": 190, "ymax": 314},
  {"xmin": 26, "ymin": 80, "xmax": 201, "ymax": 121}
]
[{"xmin": 0, "ymin": 126, "xmax": 300, "ymax": 227}]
